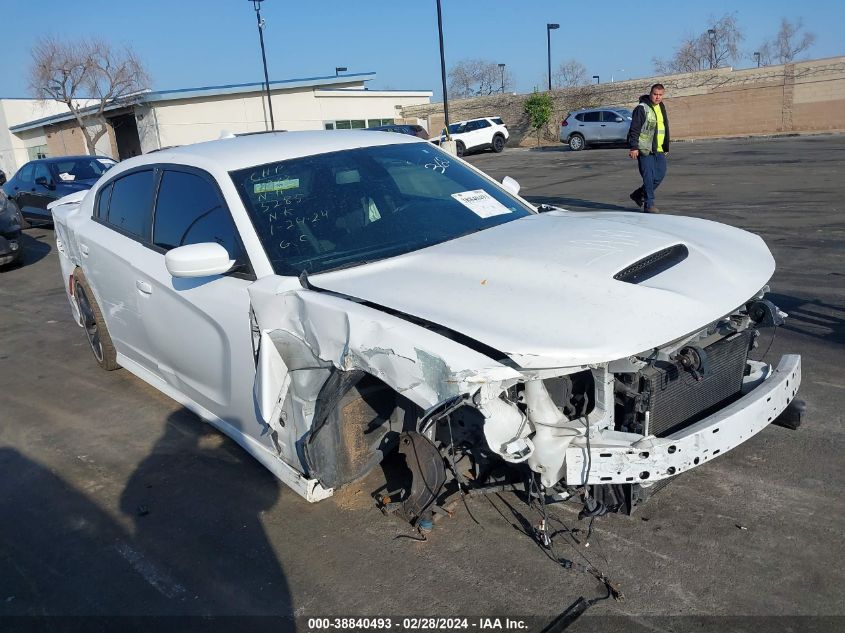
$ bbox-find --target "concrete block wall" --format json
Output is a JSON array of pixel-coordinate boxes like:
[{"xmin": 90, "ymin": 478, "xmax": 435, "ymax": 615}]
[{"xmin": 401, "ymin": 56, "xmax": 845, "ymax": 146}]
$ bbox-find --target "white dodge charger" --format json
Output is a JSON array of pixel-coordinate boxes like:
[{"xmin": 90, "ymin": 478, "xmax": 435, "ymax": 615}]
[{"xmin": 50, "ymin": 131, "xmax": 801, "ymax": 523}]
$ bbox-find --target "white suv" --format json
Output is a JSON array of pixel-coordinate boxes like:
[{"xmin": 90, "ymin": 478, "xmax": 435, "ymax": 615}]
[{"xmin": 436, "ymin": 116, "xmax": 509, "ymax": 156}]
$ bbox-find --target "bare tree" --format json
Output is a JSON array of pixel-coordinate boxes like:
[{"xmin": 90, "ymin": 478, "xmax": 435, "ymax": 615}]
[
  {"xmin": 653, "ymin": 13, "xmax": 744, "ymax": 74},
  {"xmin": 29, "ymin": 37, "xmax": 151, "ymax": 155},
  {"xmin": 448, "ymin": 59, "xmax": 513, "ymax": 98},
  {"xmin": 757, "ymin": 18, "xmax": 816, "ymax": 66},
  {"xmin": 552, "ymin": 60, "xmax": 587, "ymax": 88}
]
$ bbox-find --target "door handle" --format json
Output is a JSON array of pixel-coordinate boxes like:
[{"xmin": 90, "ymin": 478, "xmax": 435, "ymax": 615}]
[
  {"xmin": 79, "ymin": 243, "xmax": 89, "ymax": 257},
  {"xmin": 136, "ymin": 280, "xmax": 152, "ymax": 295},
  {"xmin": 600, "ymin": 124, "xmax": 607, "ymax": 127}
]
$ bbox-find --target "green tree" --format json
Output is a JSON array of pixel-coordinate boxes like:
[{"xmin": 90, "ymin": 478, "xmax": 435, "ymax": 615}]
[{"xmin": 523, "ymin": 91, "xmax": 554, "ymax": 147}]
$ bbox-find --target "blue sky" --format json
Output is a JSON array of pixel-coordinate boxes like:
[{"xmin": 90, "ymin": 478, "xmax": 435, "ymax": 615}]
[{"xmin": 1, "ymin": 0, "xmax": 843, "ymax": 100}]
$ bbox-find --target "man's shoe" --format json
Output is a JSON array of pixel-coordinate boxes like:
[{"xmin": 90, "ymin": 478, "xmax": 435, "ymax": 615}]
[
  {"xmin": 644, "ymin": 206, "xmax": 660, "ymax": 213},
  {"xmin": 629, "ymin": 190, "xmax": 644, "ymax": 208}
]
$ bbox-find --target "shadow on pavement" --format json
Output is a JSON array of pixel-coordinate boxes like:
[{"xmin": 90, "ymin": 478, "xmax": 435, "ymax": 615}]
[
  {"xmin": 18, "ymin": 232, "xmax": 53, "ymax": 266},
  {"xmin": 119, "ymin": 408, "xmax": 290, "ymax": 616},
  {"xmin": 0, "ymin": 408, "xmax": 293, "ymax": 621}
]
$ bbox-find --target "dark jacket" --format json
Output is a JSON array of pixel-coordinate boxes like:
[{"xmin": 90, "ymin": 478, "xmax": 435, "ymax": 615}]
[{"xmin": 627, "ymin": 94, "xmax": 670, "ymax": 154}]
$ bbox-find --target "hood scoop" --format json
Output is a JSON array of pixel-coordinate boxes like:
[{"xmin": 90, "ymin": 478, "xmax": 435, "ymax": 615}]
[{"xmin": 613, "ymin": 244, "xmax": 689, "ymax": 284}]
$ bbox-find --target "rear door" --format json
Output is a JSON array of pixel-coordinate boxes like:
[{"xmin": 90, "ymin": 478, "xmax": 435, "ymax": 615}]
[
  {"xmin": 10, "ymin": 162, "xmax": 36, "ymax": 217},
  {"xmin": 78, "ymin": 168, "xmax": 160, "ymax": 375},
  {"xmin": 575, "ymin": 111, "xmax": 601, "ymax": 142}
]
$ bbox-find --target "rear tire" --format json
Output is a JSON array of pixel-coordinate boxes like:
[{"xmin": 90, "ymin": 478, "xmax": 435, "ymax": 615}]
[
  {"xmin": 73, "ymin": 268, "xmax": 120, "ymax": 371},
  {"xmin": 492, "ymin": 134, "xmax": 505, "ymax": 153},
  {"xmin": 569, "ymin": 134, "xmax": 585, "ymax": 151},
  {"xmin": 456, "ymin": 141, "xmax": 466, "ymax": 157}
]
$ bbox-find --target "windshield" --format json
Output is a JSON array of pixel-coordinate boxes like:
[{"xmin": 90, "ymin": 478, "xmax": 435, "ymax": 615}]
[
  {"xmin": 230, "ymin": 142, "xmax": 534, "ymax": 275},
  {"xmin": 51, "ymin": 157, "xmax": 116, "ymax": 182}
]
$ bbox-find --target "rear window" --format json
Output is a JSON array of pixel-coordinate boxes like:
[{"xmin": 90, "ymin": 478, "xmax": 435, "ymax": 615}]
[
  {"xmin": 492, "ymin": 117, "xmax": 505, "ymax": 126},
  {"xmin": 106, "ymin": 170, "xmax": 155, "ymax": 239}
]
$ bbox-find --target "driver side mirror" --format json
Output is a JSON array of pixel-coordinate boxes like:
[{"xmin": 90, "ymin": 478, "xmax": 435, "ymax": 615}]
[
  {"xmin": 165, "ymin": 242, "xmax": 235, "ymax": 278},
  {"xmin": 35, "ymin": 176, "xmax": 54, "ymax": 189},
  {"xmin": 501, "ymin": 176, "xmax": 521, "ymax": 196},
  {"xmin": 615, "ymin": 116, "xmax": 624, "ymax": 123}
]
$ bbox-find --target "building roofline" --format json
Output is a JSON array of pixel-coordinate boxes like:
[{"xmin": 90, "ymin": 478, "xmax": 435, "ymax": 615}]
[{"xmin": 10, "ymin": 72, "xmax": 378, "ymax": 133}]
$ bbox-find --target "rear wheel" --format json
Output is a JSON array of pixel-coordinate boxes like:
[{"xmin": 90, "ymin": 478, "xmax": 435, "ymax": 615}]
[
  {"xmin": 492, "ymin": 134, "xmax": 505, "ymax": 153},
  {"xmin": 73, "ymin": 269, "xmax": 120, "ymax": 371},
  {"xmin": 569, "ymin": 134, "xmax": 585, "ymax": 151},
  {"xmin": 455, "ymin": 141, "xmax": 466, "ymax": 157}
]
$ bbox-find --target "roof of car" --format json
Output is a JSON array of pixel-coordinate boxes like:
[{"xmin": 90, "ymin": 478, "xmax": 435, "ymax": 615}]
[
  {"xmin": 114, "ymin": 130, "xmax": 426, "ymax": 174},
  {"xmin": 36, "ymin": 155, "xmax": 113, "ymax": 163}
]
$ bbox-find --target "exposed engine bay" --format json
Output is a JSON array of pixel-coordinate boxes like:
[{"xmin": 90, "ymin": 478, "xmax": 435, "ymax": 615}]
[{"xmin": 298, "ymin": 288, "xmax": 801, "ymax": 526}]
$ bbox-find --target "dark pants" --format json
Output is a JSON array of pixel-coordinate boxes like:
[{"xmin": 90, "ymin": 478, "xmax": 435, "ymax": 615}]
[{"xmin": 633, "ymin": 152, "xmax": 667, "ymax": 210}]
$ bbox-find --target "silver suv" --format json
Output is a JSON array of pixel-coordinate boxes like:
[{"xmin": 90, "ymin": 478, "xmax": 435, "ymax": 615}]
[{"xmin": 559, "ymin": 107, "xmax": 632, "ymax": 151}]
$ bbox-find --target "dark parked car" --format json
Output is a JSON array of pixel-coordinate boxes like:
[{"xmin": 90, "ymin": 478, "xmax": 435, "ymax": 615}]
[
  {"xmin": 2, "ymin": 155, "xmax": 116, "ymax": 226},
  {"xmin": 366, "ymin": 124, "xmax": 429, "ymax": 140},
  {"xmin": 0, "ymin": 189, "xmax": 23, "ymax": 267}
]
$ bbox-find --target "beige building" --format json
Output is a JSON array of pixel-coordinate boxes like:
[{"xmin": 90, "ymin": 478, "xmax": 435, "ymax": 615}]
[
  {"xmin": 2, "ymin": 72, "xmax": 431, "ymax": 174},
  {"xmin": 0, "ymin": 98, "xmax": 100, "ymax": 177}
]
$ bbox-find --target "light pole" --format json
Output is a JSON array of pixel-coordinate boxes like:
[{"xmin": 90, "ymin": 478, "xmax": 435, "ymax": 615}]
[
  {"xmin": 708, "ymin": 28, "xmax": 717, "ymax": 69},
  {"xmin": 436, "ymin": 0, "xmax": 451, "ymax": 136},
  {"xmin": 754, "ymin": 52, "xmax": 761, "ymax": 68},
  {"xmin": 592, "ymin": 75, "xmax": 600, "ymax": 84},
  {"xmin": 498, "ymin": 63, "xmax": 506, "ymax": 94},
  {"xmin": 248, "ymin": 0, "xmax": 274, "ymax": 131},
  {"xmin": 335, "ymin": 66, "xmax": 347, "ymax": 76},
  {"xmin": 546, "ymin": 23, "xmax": 559, "ymax": 91}
]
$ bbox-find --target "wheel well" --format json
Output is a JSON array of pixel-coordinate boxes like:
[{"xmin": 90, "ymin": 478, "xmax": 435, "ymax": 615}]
[{"xmin": 303, "ymin": 370, "xmax": 420, "ymax": 489}]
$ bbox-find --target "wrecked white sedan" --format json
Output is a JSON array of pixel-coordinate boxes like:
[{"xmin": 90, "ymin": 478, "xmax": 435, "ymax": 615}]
[{"xmin": 51, "ymin": 131, "xmax": 800, "ymax": 523}]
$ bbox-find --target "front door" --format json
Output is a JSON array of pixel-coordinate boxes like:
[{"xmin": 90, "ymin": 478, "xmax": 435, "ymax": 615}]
[{"xmin": 135, "ymin": 167, "xmax": 257, "ymax": 420}]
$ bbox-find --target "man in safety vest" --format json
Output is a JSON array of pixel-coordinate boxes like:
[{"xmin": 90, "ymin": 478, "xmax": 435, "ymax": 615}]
[{"xmin": 627, "ymin": 83, "xmax": 670, "ymax": 213}]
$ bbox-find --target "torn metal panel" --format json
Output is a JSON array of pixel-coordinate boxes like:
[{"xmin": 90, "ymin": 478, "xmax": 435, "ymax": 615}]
[{"xmin": 248, "ymin": 277, "xmax": 522, "ymax": 413}]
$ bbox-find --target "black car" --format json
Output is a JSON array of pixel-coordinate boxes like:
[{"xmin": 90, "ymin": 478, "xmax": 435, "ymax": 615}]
[
  {"xmin": 2, "ymin": 155, "xmax": 117, "ymax": 226},
  {"xmin": 0, "ymin": 189, "xmax": 23, "ymax": 267},
  {"xmin": 366, "ymin": 124, "xmax": 429, "ymax": 140}
]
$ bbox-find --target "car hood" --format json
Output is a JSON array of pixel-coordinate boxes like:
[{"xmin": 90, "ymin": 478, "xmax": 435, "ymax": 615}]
[{"xmin": 312, "ymin": 210, "xmax": 775, "ymax": 369}]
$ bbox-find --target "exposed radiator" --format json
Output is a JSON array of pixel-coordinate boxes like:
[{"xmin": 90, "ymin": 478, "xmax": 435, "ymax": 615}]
[{"xmin": 642, "ymin": 331, "xmax": 752, "ymax": 437}]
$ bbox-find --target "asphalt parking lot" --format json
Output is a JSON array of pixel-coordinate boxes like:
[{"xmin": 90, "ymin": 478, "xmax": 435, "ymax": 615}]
[{"xmin": 1, "ymin": 135, "xmax": 844, "ymax": 631}]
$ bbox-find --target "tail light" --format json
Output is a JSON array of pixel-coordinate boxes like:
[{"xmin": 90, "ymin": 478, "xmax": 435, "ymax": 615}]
[{"xmin": 561, "ymin": 117, "xmax": 569, "ymax": 127}]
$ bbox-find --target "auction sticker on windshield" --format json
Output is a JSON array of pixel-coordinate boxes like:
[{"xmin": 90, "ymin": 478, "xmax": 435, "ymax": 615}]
[{"xmin": 451, "ymin": 190, "xmax": 511, "ymax": 218}]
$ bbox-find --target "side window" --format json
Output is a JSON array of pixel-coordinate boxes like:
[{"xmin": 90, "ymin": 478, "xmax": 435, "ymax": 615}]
[
  {"xmin": 153, "ymin": 170, "xmax": 243, "ymax": 260},
  {"xmin": 574, "ymin": 113, "xmax": 586, "ymax": 122},
  {"xmin": 583, "ymin": 112, "xmax": 601, "ymax": 123},
  {"xmin": 476, "ymin": 120, "xmax": 491, "ymax": 129},
  {"xmin": 107, "ymin": 170, "xmax": 155, "ymax": 239},
  {"xmin": 492, "ymin": 117, "xmax": 505, "ymax": 125},
  {"xmin": 602, "ymin": 111, "xmax": 621, "ymax": 122},
  {"xmin": 17, "ymin": 163, "xmax": 35, "ymax": 184},
  {"xmin": 33, "ymin": 163, "xmax": 52, "ymax": 184},
  {"xmin": 96, "ymin": 183, "xmax": 113, "ymax": 219}
]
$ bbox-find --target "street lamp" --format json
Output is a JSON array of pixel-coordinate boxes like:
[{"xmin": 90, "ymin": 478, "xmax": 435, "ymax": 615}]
[
  {"xmin": 335, "ymin": 66, "xmax": 347, "ymax": 76},
  {"xmin": 754, "ymin": 52, "xmax": 761, "ymax": 68},
  {"xmin": 436, "ymin": 0, "xmax": 451, "ymax": 135},
  {"xmin": 708, "ymin": 28, "xmax": 717, "ymax": 69},
  {"xmin": 592, "ymin": 75, "xmax": 600, "ymax": 84},
  {"xmin": 248, "ymin": 0, "xmax": 274, "ymax": 131},
  {"xmin": 498, "ymin": 63, "xmax": 506, "ymax": 94},
  {"xmin": 546, "ymin": 23, "xmax": 559, "ymax": 91}
]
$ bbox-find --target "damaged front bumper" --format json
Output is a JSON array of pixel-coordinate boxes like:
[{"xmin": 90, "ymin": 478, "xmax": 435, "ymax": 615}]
[{"xmin": 564, "ymin": 354, "xmax": 801, "ymax": 486}]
